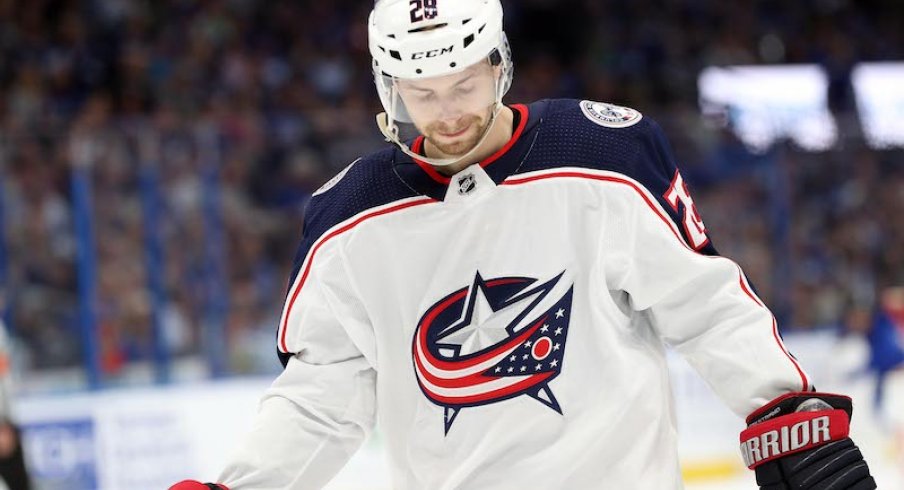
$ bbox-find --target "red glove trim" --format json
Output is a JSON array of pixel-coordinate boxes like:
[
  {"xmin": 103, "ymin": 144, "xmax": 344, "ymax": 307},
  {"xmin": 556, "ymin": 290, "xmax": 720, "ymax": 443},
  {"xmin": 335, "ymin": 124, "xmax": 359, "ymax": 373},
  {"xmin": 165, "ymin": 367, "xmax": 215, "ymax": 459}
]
[
  {"xmin": 739, "ymin": 409, "xmax": 850, "ymax": 469},
  {"xmin": 169, "ymin": 480, "xmax": 230, "ymax": 490},
  {"xmin": 745, "ymin": 391, "xmax": 851, "ymax": 425}
]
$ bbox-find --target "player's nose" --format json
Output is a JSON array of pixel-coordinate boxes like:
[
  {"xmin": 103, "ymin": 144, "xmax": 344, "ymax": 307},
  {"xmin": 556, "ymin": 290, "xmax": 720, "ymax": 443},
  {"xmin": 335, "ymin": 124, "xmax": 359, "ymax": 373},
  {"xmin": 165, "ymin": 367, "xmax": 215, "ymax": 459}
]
[{"xmin": 436, "ymin": 98, "xmax": 463, "ymax": 122}]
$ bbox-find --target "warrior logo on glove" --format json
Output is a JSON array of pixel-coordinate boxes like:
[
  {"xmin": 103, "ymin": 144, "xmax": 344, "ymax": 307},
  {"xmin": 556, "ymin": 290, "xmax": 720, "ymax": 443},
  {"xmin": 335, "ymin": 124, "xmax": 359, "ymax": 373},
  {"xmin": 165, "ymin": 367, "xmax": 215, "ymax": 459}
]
[
  {"xmin": 412, "ymin": 271, "xmax": 573, "ymax": 434},
  {"xmin": 740, "ymin": 392, "xmax": 876, "ymax": 489}
]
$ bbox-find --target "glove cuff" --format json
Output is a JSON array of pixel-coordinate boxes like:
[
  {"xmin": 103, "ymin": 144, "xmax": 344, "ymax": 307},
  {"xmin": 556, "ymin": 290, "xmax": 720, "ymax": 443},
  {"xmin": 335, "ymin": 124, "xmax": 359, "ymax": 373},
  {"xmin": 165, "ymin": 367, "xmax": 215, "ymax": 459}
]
[
  {"xmin": 745, "ymin": 391, "xmax": 852, "ymax": 425},
  {"xmin": 740, "ymin": 408, "xmax": 850, "ymax": 468}
]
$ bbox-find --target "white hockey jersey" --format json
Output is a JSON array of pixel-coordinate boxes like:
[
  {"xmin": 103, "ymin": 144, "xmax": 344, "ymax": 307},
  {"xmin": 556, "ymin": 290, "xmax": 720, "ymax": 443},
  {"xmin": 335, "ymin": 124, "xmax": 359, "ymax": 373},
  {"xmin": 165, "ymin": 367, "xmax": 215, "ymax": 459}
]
[{"xmin": 218, "ymin": 99, "xmax": 811, "ymax": 489}]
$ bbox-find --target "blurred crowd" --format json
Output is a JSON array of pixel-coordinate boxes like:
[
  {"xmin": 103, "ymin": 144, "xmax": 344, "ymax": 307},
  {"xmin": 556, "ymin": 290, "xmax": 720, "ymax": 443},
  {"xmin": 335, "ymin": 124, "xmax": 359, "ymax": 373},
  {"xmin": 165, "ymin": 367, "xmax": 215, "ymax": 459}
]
[{"xmin": 0, "ymin": 0, "xmax": 902, "ymax": 383}]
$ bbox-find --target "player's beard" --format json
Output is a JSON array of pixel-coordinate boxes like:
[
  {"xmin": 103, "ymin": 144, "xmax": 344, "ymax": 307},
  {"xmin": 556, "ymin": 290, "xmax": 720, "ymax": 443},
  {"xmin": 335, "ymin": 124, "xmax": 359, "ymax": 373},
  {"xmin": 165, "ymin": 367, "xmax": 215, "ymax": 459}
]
[{"xmin": 423, "ymin": 108, "xmax": 493, "ymax": 158}]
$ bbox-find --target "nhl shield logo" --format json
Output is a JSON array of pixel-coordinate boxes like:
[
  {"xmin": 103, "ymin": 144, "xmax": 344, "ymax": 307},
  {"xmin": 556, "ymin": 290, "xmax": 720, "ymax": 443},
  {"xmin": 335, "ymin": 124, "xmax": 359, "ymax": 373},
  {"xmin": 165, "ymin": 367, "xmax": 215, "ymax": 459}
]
[
  {"xmin": 580, "ymin": 100, "xmax": 642, "ymax": 128},
  {"xmin": 457, "ymin": 173, "xmax": 477, "ymax": 195},
  {"xmin": 412, "ymin": 271, "xmax": 574, "ymax": 434}
]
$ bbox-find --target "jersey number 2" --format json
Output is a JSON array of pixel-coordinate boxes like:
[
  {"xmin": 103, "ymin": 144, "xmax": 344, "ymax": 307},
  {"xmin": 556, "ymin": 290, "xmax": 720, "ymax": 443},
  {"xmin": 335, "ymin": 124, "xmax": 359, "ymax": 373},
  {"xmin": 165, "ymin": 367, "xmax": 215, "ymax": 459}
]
[{"xmin": 664, "ymin": 170, "xmax": 709, "ymax": 250}]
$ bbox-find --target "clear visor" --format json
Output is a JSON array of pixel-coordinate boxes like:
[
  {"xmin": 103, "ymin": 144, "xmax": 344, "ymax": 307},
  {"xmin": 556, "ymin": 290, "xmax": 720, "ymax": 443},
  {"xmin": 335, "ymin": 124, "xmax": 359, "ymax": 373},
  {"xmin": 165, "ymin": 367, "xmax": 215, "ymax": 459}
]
[{"xmin": 376, "ymin": 49, "xmax": 512, "ymax": 167}]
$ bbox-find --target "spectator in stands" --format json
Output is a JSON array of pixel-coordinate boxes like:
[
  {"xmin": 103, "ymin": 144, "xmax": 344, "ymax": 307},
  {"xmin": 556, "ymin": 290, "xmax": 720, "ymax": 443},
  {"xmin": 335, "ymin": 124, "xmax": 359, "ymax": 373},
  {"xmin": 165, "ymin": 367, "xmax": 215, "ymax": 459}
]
[{"xmin": 0, "ymin": 0, "xmax": 901, "ymax": 382}]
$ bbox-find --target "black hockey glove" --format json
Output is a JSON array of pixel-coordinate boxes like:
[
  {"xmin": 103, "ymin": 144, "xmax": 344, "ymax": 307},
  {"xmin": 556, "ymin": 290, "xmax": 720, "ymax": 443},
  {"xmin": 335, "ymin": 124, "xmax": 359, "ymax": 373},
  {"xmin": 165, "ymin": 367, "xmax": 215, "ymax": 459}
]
[{"xmin": 740, "ymin": 392, "xmax": 876, "ymax": 489}]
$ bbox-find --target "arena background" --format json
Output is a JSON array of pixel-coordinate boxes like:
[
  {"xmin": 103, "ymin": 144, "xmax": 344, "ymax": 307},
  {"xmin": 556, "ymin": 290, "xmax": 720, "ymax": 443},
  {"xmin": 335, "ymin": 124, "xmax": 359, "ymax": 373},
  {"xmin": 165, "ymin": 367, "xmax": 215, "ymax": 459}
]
[{"xmin": 0, "ymin": 1, "xmax": 903, "ymax": 488}]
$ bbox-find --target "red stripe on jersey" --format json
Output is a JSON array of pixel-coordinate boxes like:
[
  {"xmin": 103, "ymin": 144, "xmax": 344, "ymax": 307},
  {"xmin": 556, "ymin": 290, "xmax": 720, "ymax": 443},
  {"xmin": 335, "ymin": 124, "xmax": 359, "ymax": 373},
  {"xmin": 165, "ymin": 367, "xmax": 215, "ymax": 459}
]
[
  {"xmin": 737, "ymin": 266, "xmax": 765, "ymax": 308},
  {"xmin": 411, "ymin": 138, "xmax": 450, "ymax": 184},
  {"xmin": 414, "ymin": 315, "xmax": 545, "ymax": 379},
  {"xmin": 422, "ymin": 371, "xmax": 556, "ymax": 405},
  {"xmin": 279, "ymin": 197, "xmax": 437, "ymax": 353},
  {"xmin": 502, "ymin": 170, "xmax": 810, "ymax": 391},
  {"xmin": 771, "ymin": 316, "xmax": 809, "ymax": 391},
  {"xmin": 412, "ymin": 104, "xmax": 530, "ymax": 185},
  {"xmin": 503, "ymin": 171, "xmax": 688, "ymax": 246}
]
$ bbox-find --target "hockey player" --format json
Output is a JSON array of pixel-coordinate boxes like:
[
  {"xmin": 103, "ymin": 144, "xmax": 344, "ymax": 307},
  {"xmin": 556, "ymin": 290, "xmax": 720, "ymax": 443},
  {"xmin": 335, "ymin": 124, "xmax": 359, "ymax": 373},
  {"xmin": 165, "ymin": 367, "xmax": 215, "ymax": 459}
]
[{"xmin": 173, "ymin": 0, "xmax": 876, "ymax": 488}]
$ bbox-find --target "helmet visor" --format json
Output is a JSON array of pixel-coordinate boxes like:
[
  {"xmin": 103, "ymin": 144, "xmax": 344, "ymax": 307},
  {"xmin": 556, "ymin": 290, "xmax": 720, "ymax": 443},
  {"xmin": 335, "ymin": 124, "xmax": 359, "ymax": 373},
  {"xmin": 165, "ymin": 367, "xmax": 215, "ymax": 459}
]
[{"xmin": 376, "ymin": 54, "xmax": 507, "ymax": 166}]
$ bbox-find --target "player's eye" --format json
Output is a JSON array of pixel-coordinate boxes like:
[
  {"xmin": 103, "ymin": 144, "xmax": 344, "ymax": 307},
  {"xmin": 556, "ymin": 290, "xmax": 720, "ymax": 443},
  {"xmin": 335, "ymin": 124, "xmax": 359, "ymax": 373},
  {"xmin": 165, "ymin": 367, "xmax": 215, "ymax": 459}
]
[
  {"xmin": 455, "ymin": 85, "xmax": 474, "ymax": 95},
  {"xmin": 416, "ymin": 92, "xmax": 436, "ymax": 102}
]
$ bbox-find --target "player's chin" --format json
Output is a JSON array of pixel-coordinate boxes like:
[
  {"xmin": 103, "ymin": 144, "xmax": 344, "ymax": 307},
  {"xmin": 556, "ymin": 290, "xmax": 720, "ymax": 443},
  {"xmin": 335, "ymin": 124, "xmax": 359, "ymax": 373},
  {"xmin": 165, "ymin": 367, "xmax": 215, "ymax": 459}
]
[{"xmin": 431, "ymin": 130, "xmax": 481, "ymax": 157}]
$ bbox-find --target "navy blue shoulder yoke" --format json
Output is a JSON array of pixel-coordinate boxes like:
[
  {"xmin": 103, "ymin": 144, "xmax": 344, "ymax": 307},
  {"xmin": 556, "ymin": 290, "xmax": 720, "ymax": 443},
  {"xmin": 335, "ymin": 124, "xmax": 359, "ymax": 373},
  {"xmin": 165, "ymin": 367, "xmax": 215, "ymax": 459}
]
[{"xmin": 517, "ymin": 98, "xmax": 719, "ymax": 256}]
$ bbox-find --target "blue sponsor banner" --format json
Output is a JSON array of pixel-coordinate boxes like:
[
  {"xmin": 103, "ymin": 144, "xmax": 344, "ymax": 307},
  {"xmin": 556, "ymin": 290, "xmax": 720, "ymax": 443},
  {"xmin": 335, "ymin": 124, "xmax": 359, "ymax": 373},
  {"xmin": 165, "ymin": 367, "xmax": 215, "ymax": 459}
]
[{"xmin": 22, "ymin": 418, "xmax": 98, "ymax": 490}]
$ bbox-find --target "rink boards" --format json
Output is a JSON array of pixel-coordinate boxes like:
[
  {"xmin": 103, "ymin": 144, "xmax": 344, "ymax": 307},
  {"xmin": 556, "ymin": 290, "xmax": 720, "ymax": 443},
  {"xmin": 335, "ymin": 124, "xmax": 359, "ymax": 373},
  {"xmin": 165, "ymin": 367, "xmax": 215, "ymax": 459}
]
[{"xmin": 16, "ymin": 331, "xmax": 904, "ymax": 490}]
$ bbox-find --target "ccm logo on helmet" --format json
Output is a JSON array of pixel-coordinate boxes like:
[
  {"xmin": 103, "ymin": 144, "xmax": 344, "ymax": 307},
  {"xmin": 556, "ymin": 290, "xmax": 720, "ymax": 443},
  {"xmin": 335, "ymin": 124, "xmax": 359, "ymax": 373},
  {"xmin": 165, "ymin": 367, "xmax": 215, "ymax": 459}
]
[
  {"xmin": 740, "ymin": 416, "xmax": 832, "ymax": 468},
  {"xmin": 412, "ymin": 46, "xmax": 454, "ymax": 59}
]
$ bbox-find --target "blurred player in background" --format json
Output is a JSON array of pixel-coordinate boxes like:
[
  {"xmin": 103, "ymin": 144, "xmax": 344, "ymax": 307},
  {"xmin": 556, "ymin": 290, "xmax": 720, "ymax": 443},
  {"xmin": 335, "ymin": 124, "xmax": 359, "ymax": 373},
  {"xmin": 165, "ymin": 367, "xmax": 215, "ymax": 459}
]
[
  {"xmin": 0, "ymin": 312, "xmax": 31, "ymax": 490},
  {"xmin": 173, "ymin": 0, "xmax": 876, "ymax": 488},
  {"xmin": 867, "ymin": 288, "xmax": 904, "ymax": 422}
]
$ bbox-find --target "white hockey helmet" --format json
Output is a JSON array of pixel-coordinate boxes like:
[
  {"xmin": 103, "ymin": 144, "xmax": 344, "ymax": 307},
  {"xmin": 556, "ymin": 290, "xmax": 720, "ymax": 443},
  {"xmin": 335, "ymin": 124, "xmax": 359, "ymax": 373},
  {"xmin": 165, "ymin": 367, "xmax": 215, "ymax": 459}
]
[{"xmin": 369, "ymin": 0, "xmax": 514, "ymax": 166}]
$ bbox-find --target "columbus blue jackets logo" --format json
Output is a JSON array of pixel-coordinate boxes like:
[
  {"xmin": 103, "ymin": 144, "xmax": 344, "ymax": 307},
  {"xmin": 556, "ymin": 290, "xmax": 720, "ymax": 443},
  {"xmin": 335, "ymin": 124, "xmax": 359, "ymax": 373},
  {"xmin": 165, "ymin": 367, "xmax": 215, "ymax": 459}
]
[
  {"xmin": 579, "ymin": 100, "xmax": 642, "ymax": 128},
  {"xmin": 412, "ymin": 271, "xmax": 574, "ymax": 434}
]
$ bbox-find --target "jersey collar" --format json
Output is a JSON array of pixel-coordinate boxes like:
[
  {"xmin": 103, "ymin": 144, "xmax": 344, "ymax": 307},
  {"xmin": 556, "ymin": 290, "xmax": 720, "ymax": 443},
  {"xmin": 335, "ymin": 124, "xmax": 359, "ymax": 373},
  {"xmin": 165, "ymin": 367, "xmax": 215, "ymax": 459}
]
[{"xmin": 393, "ymin": 103, "xmax": 540, "ymax": 201}]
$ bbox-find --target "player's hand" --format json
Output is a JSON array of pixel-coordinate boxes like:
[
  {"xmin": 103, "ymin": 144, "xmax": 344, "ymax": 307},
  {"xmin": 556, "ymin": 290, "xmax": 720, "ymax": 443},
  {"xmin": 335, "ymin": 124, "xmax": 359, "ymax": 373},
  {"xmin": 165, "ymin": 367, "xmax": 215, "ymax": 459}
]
[
  {"xmin": 0, "ymin": 421, "xmax": 18, "ymax": 458},
  {"xmin": 169, "ymin": 480, "xmax": 229, "ymax": 490},
  {"xmin": 740, "ymin": 392, "xmax": 876, "ymax": 489}
]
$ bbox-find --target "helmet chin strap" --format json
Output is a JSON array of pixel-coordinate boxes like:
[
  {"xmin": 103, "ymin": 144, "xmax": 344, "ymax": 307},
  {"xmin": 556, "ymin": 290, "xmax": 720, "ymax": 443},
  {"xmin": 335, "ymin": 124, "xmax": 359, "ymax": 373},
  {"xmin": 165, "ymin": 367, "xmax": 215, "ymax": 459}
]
[{"xmin": 377, "ymin": 101, "xmax": 504, "ymax": 168}]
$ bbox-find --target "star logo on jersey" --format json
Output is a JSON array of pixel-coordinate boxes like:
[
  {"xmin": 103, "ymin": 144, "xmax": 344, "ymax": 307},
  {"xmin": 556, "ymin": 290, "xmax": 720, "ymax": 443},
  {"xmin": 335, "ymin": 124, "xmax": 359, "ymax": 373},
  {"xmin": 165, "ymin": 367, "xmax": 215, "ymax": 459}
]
[{"xmin": 412, "ymin": 271, "xmax": 574, "ymax": 434}]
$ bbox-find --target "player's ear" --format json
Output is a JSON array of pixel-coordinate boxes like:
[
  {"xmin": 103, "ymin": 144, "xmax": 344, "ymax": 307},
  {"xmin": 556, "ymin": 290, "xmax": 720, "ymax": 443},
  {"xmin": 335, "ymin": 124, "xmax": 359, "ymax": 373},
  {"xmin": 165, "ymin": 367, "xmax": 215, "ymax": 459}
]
[{"xmin": 492, "ymin": 62, "xmax": 502, "ymax": 82}]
